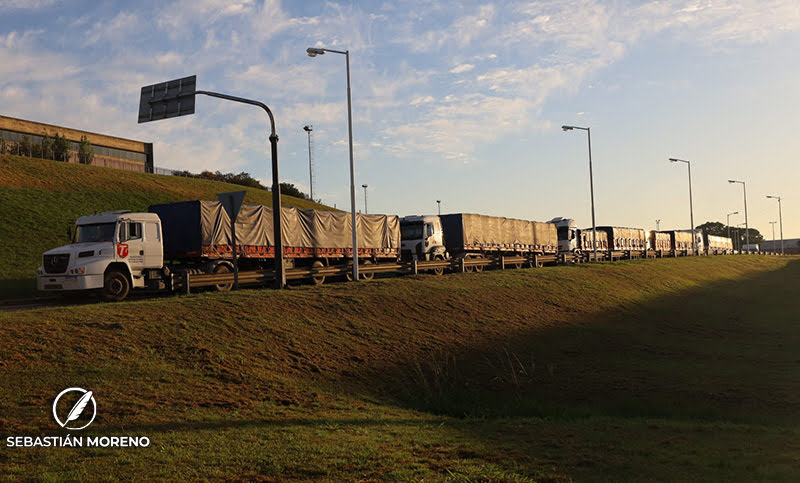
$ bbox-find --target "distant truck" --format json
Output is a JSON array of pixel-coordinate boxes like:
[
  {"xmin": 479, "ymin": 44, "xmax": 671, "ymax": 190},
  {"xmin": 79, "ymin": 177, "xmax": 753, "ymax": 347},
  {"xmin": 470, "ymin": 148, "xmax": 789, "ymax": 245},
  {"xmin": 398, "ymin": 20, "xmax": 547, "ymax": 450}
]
[
  {"xmin": 741, "ymin": 243, "xmax": 761, "ymax": 253},
  {"xmin": 550, "ymin": 218, "xmax": 647, "ymax": 260},
  {"xmin": 38, "ymin": 201, "xmax": 400, "ymax": 301},
  {"xmin": 400, "ymin": 213, "xmax": 558, "ymax": 272},
  {"xmin": 704, "ymin": 234, "xmax": 734, "ymax": 255}
]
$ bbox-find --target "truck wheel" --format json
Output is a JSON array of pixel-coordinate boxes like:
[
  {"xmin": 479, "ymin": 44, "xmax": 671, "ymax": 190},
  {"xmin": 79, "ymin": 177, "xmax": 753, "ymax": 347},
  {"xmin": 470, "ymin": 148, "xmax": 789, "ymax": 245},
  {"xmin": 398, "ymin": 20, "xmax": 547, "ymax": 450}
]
[
  {"xmin": 433, "ymin": 255, "xmax": 445, "ymax": 276},
  {"xmin": 212, "ymin": 264, "xmax": 234, "ymax": 292},
  {"xmin": 474, "ymin": 257, "xmax": 485, "ymax": 272},
  {"xmin": 101, "ymin": 270, "xmax": 130, "ymax": 302},
  {"xmin": 311, "ymin": 260, "xmax": 326, "ymax": 285},
  {"xmin": 361, "ymin": 260, "xmax": 375, "ymax": 280}
]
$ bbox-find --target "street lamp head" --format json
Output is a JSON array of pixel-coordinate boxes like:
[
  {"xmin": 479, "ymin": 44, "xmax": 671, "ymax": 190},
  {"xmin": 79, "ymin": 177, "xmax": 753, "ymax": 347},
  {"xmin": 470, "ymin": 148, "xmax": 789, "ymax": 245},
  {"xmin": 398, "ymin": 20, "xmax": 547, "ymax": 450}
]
[
  {"xmin": 561, "ymin": 125, "xmax": 574, "ymax": 131},
  {"xmin": 306, "ymin": 47, "xmax": 326, "ymax": 57},
  {"xmin": 668, "ymin": 158, "xmax": 678, "ymax": 163},
  {"xmin": 303, "ymin": 125, "xmax": 312, "ymax": 132},
  {"xmin": 767, "ymin": 195, "xmax": 779, "ymax": 200},
  {"xmin": 362, "ymin": 184, "xmax": 368, "ymax": 189}
]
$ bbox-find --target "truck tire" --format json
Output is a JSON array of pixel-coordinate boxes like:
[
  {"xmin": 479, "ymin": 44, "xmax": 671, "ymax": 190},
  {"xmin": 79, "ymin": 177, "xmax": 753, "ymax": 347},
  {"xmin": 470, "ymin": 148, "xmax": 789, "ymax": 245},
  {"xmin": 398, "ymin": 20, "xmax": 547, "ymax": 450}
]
[
  {"xmin": 311, "ymin": 260, "xmax": 326, "ymax": 285},
  {"xmin": 101, "ymin": 270, "xmax": 130, "ymax": 302},
  {"xmin": 212, "ymin": 263, "xmax": 234, "ymax": 292},
  {"xmin": 361, "ymin": 260, "xmax": 375, "ymax": 280},
  {"xmin": 433, "ymin": 255, "xmax": 445, "ymax": 276}
]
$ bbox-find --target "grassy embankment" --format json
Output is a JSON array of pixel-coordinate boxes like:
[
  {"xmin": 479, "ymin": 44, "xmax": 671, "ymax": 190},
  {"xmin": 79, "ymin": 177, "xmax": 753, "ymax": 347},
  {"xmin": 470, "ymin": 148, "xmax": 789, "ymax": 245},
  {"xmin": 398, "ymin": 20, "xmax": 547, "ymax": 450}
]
[
  {"xmin": 0, "ymin": 155, "xmax": 326, "ymax": 299},
  {"xmin": 1, "ymin": 256, "xmax": 799, "ymax": 480}
]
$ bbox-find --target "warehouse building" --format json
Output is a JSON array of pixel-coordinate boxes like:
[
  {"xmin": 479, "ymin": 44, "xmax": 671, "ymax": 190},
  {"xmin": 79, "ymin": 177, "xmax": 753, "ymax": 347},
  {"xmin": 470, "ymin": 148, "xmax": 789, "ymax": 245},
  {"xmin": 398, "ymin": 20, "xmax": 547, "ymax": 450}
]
[
  {"xmin": 0, "ymin": 115, "xmax": 153, "ymax": 173},
  {"xmin": 760, "ymin": 238, "xmax": 800, "ymax": 255}
]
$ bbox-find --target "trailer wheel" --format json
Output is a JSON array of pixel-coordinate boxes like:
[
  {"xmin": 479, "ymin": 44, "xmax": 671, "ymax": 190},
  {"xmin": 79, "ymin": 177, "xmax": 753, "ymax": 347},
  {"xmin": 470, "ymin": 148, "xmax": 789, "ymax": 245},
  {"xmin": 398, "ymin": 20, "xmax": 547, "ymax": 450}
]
[
  {"xmin": 311, "ymin": 260, "xmax": 326, "ymax": 285},
  {"xmin": 433, "ymin": 255, "xmax": 445, "ymax": 276},
  {"xmin": 361, "ymin": 260, "xmax": 375, "ymax": 280},
  {"xmin": 101, "ymin": 269, "xmax": 130, "ymax": 302},
  {"xmin": 212, "ymin": 263, "xmax": 233, "ymax": 292},
  {"xmin": 474, "ymin": 258, "xmax": 485, "ymax": 273}
]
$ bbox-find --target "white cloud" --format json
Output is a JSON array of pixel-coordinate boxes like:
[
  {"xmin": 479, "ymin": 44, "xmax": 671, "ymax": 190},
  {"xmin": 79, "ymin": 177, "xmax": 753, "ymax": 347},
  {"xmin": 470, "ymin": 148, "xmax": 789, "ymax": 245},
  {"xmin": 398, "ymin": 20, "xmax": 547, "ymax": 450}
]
[
  {"xmin": 83, "ymin": 11, "xmax": 140, "ymax": 46},
  {"xmin": 0, "ymin": 0, "xmax": 61, "ymax": 10},
  {"xmin": 404, "ymin": 4, "xmax": 497, "ymax": 52},
  {"xmin": 450, "ymin": 63, "xmax": 475, "ymax": 74},
  {"xmin": 410, "ymin": 95, "xmax": 435, "ymax": 106},
  {"xmin": 383, "ymin": 94, "xmax": 536, "ymax": 162}
]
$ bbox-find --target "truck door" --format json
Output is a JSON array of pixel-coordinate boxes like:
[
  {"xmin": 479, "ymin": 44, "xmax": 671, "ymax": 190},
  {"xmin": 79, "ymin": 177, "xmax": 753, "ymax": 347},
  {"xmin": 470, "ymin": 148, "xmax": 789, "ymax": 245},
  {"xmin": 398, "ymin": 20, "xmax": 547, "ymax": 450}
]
[
  {"xmin": 143, "ymin": 222, "xmax": 163, "ymax": 268},
  {"xmin": 118, "ymin": 220, "xmax": 145, "ymax": 272}
]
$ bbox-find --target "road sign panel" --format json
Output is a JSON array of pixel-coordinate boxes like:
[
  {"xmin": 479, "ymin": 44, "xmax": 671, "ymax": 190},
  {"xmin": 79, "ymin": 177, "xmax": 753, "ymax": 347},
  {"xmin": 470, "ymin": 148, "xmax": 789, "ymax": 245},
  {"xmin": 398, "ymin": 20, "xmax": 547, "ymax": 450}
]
[{"xmin": 138, "ymin": 75, "xmax": 197, "ymax": 123}]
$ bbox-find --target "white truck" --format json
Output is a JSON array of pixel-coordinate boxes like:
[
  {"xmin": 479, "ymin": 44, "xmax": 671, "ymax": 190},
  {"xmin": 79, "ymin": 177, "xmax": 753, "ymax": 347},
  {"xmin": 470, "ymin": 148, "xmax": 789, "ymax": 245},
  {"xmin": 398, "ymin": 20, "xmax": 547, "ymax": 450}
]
[
  {"xmin": 38, "ymin": 211, "xmax": 166, "ymax": 301},
  {"xmin": 38, "ymin": 203, "xmax": 402, "ymax": 301}
]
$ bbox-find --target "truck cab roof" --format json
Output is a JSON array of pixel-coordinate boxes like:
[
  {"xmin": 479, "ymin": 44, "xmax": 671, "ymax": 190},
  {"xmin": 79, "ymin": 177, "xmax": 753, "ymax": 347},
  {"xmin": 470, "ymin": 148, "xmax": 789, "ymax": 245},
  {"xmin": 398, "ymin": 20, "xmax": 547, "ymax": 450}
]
[
  {"xmin": 76, "ymin": 212, "xmax": 161, "ymax": 225},
  {"xmin": 400, "ymin": 215, "xmax": 440, "ymax": 224}
]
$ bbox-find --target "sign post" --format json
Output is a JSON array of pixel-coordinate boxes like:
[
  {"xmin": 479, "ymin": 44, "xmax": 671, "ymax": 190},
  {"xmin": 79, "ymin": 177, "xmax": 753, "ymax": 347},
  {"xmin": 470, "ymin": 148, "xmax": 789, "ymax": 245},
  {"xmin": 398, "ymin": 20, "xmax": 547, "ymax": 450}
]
[
  {"xmin": 217, "ymin": 191, "xmax": 246, "ymax": 289},
  {"xmin": 138, "ymin": 76, "xmax": 286, "ymax": 288}
]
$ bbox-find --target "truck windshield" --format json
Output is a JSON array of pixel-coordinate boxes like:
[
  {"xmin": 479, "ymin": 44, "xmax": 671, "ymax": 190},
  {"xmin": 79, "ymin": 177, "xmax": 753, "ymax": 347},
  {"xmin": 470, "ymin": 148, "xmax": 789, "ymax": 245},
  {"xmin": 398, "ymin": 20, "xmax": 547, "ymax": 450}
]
[
  {"xmin": 401, "ymin": 222, "xmax": 424, "ymax": 240},
  {"xmin": 75, "ymin": 223, "xmax": 116, "ymax": 243}
]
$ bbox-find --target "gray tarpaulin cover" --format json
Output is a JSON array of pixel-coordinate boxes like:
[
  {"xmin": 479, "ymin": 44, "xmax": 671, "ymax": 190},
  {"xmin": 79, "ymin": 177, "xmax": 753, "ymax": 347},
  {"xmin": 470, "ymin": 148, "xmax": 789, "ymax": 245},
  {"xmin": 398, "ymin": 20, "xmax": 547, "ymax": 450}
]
[
  {"xmin": 706, "ymin": 235, "xmax": 733, "ymax": 250},
  {"xmin": 149, "ymin": 200, "xmax": 400, "ymax": 256},
  {"xmin": 439, "ymin": 213, "xmax": 558, "ymax": 251},
  {"xmin": 598, "ymin": 227, "xmax": 648, "ymax": 250}
]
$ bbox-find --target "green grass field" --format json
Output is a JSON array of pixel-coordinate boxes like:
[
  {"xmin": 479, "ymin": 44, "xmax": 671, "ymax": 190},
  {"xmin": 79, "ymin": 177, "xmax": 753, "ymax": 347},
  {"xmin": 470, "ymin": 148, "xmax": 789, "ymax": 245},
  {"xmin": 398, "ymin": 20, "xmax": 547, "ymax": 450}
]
[
  {"xmin": 0, "ymin": 155, "xmax": 326, "ymax": 299},
  {"xmin": 1, "ymin": 256, "xmax": 798, "ymax": 480}
]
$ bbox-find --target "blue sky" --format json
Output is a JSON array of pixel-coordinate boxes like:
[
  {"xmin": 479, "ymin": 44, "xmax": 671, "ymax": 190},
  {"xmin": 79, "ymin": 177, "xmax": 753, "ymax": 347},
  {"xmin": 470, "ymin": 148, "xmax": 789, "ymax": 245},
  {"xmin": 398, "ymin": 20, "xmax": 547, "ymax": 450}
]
[{"xmin": 1, "ymin": 0, "xmax": 798, "ymax": 239}]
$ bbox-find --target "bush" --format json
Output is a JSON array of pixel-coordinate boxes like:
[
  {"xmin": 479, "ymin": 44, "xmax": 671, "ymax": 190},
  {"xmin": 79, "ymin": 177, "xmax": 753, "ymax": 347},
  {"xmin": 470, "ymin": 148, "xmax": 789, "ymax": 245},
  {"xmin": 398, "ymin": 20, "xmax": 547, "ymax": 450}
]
[{"xmin": 78, "ymin": 135, "xmax": 94, "ymax": 165}]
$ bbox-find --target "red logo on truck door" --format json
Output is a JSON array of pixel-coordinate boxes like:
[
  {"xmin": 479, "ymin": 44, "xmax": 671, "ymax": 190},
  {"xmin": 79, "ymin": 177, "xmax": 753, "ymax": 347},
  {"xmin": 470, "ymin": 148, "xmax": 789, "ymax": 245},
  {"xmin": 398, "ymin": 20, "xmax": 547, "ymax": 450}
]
[{"xmin": 117, "ymin": 244, "xmax": 129, "ymax": 258}]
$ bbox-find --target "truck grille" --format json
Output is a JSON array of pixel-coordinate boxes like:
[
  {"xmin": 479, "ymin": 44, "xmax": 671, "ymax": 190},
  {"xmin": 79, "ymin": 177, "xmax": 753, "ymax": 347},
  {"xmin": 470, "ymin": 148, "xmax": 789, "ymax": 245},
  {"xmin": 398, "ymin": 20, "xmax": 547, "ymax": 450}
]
[{"xmin": 43, "ymin": 254, "xmax": 70, "ymax": 274}]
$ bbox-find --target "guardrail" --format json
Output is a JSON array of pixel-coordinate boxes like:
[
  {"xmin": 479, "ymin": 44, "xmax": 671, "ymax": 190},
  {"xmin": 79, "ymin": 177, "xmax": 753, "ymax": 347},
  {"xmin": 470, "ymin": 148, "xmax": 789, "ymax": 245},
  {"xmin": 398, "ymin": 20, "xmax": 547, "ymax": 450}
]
[{"xmin": 174, "ymin": 254, "xmax": 570, "ymax": 293}]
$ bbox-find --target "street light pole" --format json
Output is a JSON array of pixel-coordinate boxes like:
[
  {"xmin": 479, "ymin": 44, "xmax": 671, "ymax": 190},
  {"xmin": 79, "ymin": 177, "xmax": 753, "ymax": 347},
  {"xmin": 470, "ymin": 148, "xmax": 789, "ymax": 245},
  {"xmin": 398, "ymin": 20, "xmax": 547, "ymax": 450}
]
[
  {"xmin": 562, "ymin": 125, "xmax": 597, "ymax": 262},
  {"xmin": 362, "ymin": 184, "xmax": 368, "ymax": 214},
  {"xmin": 726, "ymin": 211, "xmax": 738, "ymax": 240},
  {"xmin": 767, "ymin": 195, "xmax": 784, "ymax": 255},
  {"xmin": 656, "ymin": 219, "xmax": 660, "ymax": 231},
  {"xmin": 729, "ymin": 180, "xmax": 749, "ymax": 253},
  {"xmin": 436, "ymin": 200, "xmax": 441, "ymax": 216},
  {"xmin": 669, "ymin": 158, "xmax": 695, "ymax": 254},
  {"xmin": 307, "ymin": 46, "xmax": 359, "ymax": 280},
  {"xmin": 303, "ymin": 125, "xmax": 313, "ymax": 202},
  {"xmin": 736, "ymin": 223, "xmax": 746, "ymax": 253},
  {"xmin": 769, "ymin": 221, "xmax": 777, "ymax": 254}
]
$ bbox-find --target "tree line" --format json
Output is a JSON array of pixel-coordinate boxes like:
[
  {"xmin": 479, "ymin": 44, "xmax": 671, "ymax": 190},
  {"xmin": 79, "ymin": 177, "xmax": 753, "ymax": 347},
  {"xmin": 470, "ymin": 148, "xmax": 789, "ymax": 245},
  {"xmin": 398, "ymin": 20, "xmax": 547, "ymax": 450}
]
[
  {"xmin": 696, "ymin": 221, "xmax": 764, "ymax": 248},
  {"xmin": 0, "ymin": 131, "xmax": 93, "ymax": 165},
  {"xmin": 171, "ymin": 169, "xmax": 311, "ymax": 200}
]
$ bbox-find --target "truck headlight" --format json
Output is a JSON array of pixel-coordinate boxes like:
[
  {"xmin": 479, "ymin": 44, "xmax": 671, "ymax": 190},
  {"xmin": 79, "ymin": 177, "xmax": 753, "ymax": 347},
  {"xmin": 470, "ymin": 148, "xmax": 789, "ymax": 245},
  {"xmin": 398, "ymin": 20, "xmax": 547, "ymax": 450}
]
[{"xmin": 69, "ymin": 267, "xmax": 86, "ymax": 274}]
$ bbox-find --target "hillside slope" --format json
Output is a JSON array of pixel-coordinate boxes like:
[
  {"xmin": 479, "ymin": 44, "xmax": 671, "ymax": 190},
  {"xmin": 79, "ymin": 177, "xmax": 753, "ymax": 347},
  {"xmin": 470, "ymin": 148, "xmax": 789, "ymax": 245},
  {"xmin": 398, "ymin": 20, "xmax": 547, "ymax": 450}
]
[
  {"xmin": 1, "ymin": 256, "xmax": 799, "ymax": 480},
  {"xmin": 0, "ymin": 155, "xmax": 329, "ymax": 298}
]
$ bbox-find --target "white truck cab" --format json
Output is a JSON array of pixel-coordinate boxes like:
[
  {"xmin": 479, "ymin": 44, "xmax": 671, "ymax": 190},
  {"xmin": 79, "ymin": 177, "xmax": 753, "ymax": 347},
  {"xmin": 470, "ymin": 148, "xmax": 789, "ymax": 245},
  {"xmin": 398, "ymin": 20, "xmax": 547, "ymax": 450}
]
[
  {"xmin": 549, "ymin": 217, "xmax": 579, "ymax": 253},
  {"xmin": 400, "ymin": 215, "xmax": 447, "ymax": 261},
  {"xmin": 37, "ymin": 211, "xmax": 164, "ymax": 301}
]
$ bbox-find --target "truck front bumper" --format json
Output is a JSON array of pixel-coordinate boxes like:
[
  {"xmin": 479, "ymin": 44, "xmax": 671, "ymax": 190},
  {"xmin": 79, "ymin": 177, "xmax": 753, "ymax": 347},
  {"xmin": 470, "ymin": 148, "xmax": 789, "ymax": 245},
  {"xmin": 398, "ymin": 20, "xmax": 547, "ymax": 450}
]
[{"xmin": 37, "ymin": 274, "xmax": 104, "ymax": 291}]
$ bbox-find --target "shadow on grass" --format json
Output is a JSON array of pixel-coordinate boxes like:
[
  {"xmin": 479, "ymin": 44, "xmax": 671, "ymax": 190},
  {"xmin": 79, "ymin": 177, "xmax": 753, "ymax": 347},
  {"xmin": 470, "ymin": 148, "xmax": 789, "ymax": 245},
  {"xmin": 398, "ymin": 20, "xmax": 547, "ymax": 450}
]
[
  {"xmin": 0, "ymin": 278, "xmax": 36, "ymax": 300},
  {"xmin": 362, "ymin": 258, "xmax": 800, "ymax": 426}
]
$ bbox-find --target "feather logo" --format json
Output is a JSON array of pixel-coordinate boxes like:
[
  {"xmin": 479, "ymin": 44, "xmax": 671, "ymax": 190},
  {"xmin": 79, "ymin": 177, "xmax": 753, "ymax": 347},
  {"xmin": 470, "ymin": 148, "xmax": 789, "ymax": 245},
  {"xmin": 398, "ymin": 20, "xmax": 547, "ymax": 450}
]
[{"xmin": 53, "ymin": 388, "xmax": 97, "ymax": 430}]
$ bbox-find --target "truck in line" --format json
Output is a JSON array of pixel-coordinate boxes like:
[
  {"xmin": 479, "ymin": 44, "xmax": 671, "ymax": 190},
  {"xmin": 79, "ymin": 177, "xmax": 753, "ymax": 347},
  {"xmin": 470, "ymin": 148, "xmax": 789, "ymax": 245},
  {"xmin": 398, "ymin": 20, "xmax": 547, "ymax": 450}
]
[
  {"xmin": 400, "ymin": 213, "xmax": 559, "ymax": 272},
  {"xmin": 38, "ymin": 201, "xmax": 400, "ymax": 301}
]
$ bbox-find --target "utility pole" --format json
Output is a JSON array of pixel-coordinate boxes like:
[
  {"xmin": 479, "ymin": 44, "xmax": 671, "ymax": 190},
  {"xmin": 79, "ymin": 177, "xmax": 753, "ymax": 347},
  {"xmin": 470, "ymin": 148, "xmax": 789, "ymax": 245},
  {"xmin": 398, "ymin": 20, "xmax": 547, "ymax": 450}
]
[
  {"xmin": 303, "ymin": 125, "xmax": 314, "ymax": 202},
  {"xmin": 655, "ymin": 219, "xmax": 660, "ymax": 231},
  {"xmin": 769, "ymin": 221, "xmax": 777, "ymax": 254},
  {"xmin": 362, "ymin": 184, "xmax": 368, "ymax": 214},
  {"xmin": 437, "ymin": 200, "xmax": 441, "ymax": 215}
]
